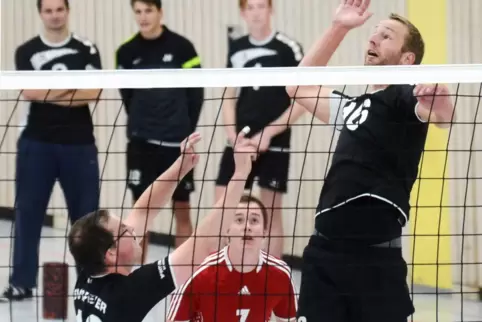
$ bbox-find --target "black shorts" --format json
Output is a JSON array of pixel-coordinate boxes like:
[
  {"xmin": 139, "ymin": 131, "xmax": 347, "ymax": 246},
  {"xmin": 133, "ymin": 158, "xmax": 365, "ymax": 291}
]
[
  {"xmin": 126, "ymin": 139, "xmax": 194, "ymax": 202},
  {"xmin": 215, "ymin": 146, "xmax": 290, "ymax": 193},
  {"xmin": 297, "ymin": 236, "xmax": 414, "ymax": 322}
]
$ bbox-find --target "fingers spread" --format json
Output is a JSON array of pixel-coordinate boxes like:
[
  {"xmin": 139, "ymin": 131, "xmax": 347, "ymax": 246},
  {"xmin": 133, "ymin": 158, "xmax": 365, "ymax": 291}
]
[{"xmin": 360, "ymin": 0, "xmax": 371, "ymax": 12}]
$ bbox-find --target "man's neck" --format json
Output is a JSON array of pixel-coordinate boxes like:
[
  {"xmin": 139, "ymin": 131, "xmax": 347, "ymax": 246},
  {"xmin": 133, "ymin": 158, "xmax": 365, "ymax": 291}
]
[
  {"xmin": 141, "ymin": 25, "xmax": 163, "ymax": 40},
  {"xmin": 228, "ymin": 246, "xmax": 260, "ymax": 273},
  {"xmin": 105, "ymin": 266, "xmax": 130, "ymax": 276},
  {"xmin": 249, "ymin": 27, "xmax": 273, "ymax": 43},
  {"xmin": 371, "ymin": 84, "xmax": 388, "ymax": 92},
  {"xmin": 43, "ymin": 28, "xmax": 70, "ymax": 44}
]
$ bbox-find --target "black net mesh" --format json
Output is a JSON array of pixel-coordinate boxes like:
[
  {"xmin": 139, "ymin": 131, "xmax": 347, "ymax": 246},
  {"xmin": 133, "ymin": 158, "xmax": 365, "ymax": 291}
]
[{"xmin": 0, "ymin": 81, "xmax": 481, "ymax": 322}]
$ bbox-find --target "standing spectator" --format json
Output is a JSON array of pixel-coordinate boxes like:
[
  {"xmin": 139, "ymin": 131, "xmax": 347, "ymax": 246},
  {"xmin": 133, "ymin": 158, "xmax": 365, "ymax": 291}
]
[
  {"xmin": 215, "ymin": 0, "xmax": 305, "ymax": 258},
  {"xmin": 116, "ymin": 0, "xmax": 204, "ymax": 259},
  {"xmin": 1, "ymin": 0, "xmax": 102, "ymax": 302}
]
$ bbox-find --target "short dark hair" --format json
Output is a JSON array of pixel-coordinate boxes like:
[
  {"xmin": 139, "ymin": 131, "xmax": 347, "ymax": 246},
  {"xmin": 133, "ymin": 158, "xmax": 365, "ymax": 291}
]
[
  {"xmin": 68, "ymin": 209, "xmax": 113, "ymax": 276},
  {"xmin": 389, "ymin": 13, "xmax": 425, "ymax": 65},
  {"xmin": 239, "ymin": 0, "xmax": 272, "ymax": 9},
  {"xmin": 37, "ymin": 0, "xmax": 70, "ymax": 12},
  {"xmin": 239, "ymin": 194, "xmax": 269, "ymax": 230},
  {"xmin": 130, "ymin": 0, "xmax": 162, "ymax": 9}
]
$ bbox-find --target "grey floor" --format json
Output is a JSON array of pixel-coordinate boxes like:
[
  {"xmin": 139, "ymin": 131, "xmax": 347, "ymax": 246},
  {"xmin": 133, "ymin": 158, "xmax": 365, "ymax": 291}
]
[{"xmin": 0, "ymin": 220, "xmax": 482, "ymax": 322}]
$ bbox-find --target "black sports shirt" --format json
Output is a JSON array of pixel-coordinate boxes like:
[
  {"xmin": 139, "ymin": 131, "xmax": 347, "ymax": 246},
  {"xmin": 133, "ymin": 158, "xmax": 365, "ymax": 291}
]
[
  {"xmin": 74, "ymin": 256, "xmax": 176, "ymax": 322},
  {"xmin": 14, "ymin": 33, "xmax": 101, "ymax": 145},
  {"xmin": 227, "ymin": 31, "xmax": 303, "ymax": 148},
  {"xmin": 316, "ymin": 85, "xmax": 429, "ymax": 226},
  {"xmin": 116, "ymin": 25, "xmax": 204, "ymax": 144}
]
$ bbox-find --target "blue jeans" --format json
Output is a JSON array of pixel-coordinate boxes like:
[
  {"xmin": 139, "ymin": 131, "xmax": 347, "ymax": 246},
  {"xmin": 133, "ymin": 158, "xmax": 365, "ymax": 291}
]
[{"xmin": 10, "ymin": 137, "xmax": 100, "ymax": 288}]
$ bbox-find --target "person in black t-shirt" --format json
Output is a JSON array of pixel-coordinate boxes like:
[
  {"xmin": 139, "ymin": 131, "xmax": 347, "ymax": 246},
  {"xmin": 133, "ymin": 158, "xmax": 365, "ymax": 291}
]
[
  {"xmin": 70, "ymin": 129, "xmax": 257, "ymax": 322},
  {"xmin": 116, "ymin": 0, "xmax": 204, "ymax": 256},
  {"xmin": 0, "ymin": 0, "xmax": 102, "ymax": 302},
  {"xmin": 287, "ymin": 1, "xmax": 455, "ymax": 321},
  {"xmin": 216, "ymin": 0, "xmax": 305, "ymax": 258}
]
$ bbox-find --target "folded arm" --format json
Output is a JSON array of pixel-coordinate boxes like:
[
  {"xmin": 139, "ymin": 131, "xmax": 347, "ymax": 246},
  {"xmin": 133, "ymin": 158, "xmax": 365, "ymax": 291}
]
[
  {"xmin": 20, "ymin": 89, "xmax": 72, "ymax": 102},
  {"xmin": 264, "ymin": 101, "xmax": 306, "ymax": 137},
  {"xmin": 20, "ymin": 89, "xmax": 102, "ymax": 106},
  {"xmin": 52, "ymin": 89, "xmax": 103, "ymax": 106}
]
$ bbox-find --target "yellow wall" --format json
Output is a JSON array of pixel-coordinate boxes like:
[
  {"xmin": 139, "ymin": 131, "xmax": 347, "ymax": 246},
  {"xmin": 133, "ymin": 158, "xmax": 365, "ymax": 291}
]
[{"xmin": 407, "ymin": 0, "xmax": 452, "ymax": 289}]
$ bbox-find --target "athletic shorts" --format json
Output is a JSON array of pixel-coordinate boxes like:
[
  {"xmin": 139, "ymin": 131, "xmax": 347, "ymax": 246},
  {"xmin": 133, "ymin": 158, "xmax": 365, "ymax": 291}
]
[
  {"xmin": 298, "ymin": 198, "xmax": 412, "ymax": 321},
  {"xmin": 126, "ymin": 139, "xmax": 194, "ymax": 202},
  {"xmin": 215, "ymin": 146, "xmax": 290, "ymax": 193},
  {"xmin": 297, "ymin": 235, "xmax": 414, "ymax": 322}
]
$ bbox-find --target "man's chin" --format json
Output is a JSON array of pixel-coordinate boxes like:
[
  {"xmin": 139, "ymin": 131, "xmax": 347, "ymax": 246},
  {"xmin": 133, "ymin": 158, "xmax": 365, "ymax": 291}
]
[
  {"xmin": 48, "ymin": 25, "xmax": 66, "ymax": 32},
  {"xmin": 364, "ymin": 58, "xmax": 379, "ymax": 66}
]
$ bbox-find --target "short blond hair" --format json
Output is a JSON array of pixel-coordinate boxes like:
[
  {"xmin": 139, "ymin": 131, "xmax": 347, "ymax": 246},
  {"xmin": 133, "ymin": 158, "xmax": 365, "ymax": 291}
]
[{"xmin": 389, "ymin": 13, "xmax": 425, "ymax": 65}]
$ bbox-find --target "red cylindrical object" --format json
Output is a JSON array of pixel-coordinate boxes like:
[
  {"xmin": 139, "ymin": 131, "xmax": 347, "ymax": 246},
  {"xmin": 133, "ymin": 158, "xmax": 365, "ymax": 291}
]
[{"xmin": 43, "ymin": 262, "xmax": 69, "ymax": 320}]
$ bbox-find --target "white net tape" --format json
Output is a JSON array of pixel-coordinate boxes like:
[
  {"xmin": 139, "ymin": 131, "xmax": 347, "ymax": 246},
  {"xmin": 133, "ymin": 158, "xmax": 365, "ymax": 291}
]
[{"xmin": 1, "ymin": 64, "xmax": 482, "ymax": 89}]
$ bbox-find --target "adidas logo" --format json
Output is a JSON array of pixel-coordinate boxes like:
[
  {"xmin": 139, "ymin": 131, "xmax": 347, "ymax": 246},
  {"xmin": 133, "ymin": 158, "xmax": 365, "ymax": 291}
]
[{"xmin": 238, "ymin": 286, "xmax": 250, "ymax": 295}]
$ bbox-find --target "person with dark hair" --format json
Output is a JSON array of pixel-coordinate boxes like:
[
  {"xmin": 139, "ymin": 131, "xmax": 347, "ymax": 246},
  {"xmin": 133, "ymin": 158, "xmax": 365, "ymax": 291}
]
[
  {"xmin": 37, "ymin": 0, "xmax": 69, "ymax": 11},
  {"xmin": 116, "ymin": 0, "xmax": 204, "ymax": 259},
  {"xmin": 72, "ymin": 129, "xmax": 258, "ymax": 322},
  {"xmin": 1, "ymin": 0, "xmax": 102, "ymax": 302},
  {"xmin": 167, "ymin": 194, "xmax": 297, "ymax": 322},
  {"xmin": 287, "ymin": 0, "xmax": 455, "ymax": 321},
  {"xmin": 216, "ymin": 0, "xmax": 305, "ymax": 259}
]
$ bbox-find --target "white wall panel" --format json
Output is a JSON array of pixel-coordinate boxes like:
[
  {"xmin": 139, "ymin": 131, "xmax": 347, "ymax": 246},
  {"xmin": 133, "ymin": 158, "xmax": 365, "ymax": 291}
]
[{"xmin": 1, "ymin": 0, "xmax": 406, "ymax": 258}]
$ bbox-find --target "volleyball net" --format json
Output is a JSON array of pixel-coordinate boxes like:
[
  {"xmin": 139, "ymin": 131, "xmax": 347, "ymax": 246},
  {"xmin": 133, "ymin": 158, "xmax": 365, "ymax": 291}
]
[{"xmin": 0, "ymin": 65, "xmax": 482, "ymax": 321}]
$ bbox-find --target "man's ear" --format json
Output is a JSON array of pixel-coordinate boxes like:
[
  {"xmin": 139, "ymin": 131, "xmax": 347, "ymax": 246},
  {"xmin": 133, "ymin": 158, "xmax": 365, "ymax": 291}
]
[
  {"xmin": 400, "ymin": 51, "xmax": 415, "ymax": 65},
  {"xmin": 104, "ymin": 247, "xmax": 117, "ymax": 266}
]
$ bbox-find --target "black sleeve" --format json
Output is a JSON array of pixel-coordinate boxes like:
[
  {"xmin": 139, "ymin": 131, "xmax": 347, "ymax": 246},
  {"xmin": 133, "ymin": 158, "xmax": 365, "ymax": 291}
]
[
  {"xmin": 85, "ymin": 44, "xmax": 102, "ymax": 70},
  {"xmin": 180, "ymin": 40, "xmax": 204, "ymax": 132},
  {"xmin": 14, "ymin": 46, "xmax": 33, "ymax": 71},
  {"xmin": 226, "ymin": 43, "xmax": 234, "ymax": 68},
  {"xmin": 397, "ymin": 85, "xmax": 423, "ymax": 122},
  {"xmin": 284, "ymin": 40, "xmax": 304, "ymax": 67},
  {"xmin": 121, "ymin": 256, "xmax": 176, "ymax": 319},
  {"xmin": 115, "ymin": 46, "xmax": 134, "ymax": 114}
]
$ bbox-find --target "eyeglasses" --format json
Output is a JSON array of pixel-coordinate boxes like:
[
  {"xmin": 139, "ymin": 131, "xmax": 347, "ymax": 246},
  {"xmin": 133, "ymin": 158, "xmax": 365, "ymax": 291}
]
[{"xmin": 110, "ymin": 227, "xmax": 137, "ymax": 249}]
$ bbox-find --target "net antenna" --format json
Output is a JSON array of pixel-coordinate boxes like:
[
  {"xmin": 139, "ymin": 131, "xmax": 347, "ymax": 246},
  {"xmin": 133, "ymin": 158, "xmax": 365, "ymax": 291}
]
[{"xmin": 1, "ymin": 64, "xmax": 481, "ymax": 89}]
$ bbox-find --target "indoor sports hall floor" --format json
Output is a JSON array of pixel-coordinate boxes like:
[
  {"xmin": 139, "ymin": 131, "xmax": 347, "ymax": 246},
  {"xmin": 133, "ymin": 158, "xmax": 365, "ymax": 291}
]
[{"xmin": 0, "ymin": 220, "xmax": 482, "ymax": 322}]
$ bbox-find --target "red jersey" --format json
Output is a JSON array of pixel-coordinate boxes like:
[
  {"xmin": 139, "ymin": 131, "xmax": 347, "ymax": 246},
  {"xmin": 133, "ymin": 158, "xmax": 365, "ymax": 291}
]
[{"xmin": 167, "ymin": 246, "xmax": 297, "ymax": 322}]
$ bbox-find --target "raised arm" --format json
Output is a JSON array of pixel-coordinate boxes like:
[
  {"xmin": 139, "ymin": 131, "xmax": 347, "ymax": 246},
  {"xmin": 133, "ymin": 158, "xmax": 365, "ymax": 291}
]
[
  {"xmin": 123, "ymin": 133, "xmax": 201, "ymax": 242},
  {"xmin": 286, "ymin": 0, "xmax": 373, "ymax": 124},
  {"xmin": 169, "ymin": 127, "xmax": 257, "ymax": 288},
  {"xmin": 222, "ymin": 87, "xmax": 239, "ymax": 145}
]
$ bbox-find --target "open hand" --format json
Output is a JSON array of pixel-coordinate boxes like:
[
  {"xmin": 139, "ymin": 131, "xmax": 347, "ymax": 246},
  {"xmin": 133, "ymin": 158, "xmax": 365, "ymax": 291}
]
[
  {"xmin": 179, "ymin": 132, "xmax": 201, "ymax": 174},
  {"xmin": 413, "ymin": 84, "xmax": 451, "ymax": 109},
  {"xmin": 233, "ymin": 127, "xmax": 258, "ymax": 175},
  {"xmin": 333, "ymin": 0, "xmax": 373, "ymax": 30}
]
